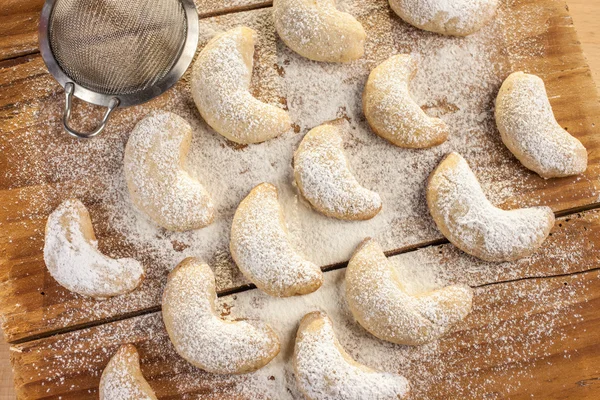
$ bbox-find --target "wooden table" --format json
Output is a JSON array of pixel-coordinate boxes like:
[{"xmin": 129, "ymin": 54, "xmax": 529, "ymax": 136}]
[{"xmin": 1, "ymin": 0, "xmax": 600, "ymax": 399}]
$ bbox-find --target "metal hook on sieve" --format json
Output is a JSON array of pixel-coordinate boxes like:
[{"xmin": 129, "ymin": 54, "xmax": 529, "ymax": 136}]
[{"xmin": 62, "ymin": 83, "xmax": 120, "ymax": 139}]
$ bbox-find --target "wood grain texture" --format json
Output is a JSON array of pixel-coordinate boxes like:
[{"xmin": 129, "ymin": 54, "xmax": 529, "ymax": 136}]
[
  {"xmin": 1, "ymin": 0, "xmax": 600, "ymax": 398},
  {"xmin": 0, "ymin": 0, "xmax": 271, "ymax": 61},
  {"xmin": 1, "ymin": 0, "xmax": 600, "ymax": 345},
  {"xmin": 9, "ymin": 246, "xmax": 600, "ymax": 399}
]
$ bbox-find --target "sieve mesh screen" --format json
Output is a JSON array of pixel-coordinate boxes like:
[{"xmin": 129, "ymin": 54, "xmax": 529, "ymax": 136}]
[{"xmin": 48, "ymin": 0, "xmax": 188, "ymax": 95}]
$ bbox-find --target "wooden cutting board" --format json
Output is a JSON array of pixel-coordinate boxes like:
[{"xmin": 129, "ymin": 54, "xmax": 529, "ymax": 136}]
[{"xmin": 1, "ymin": 0, "xmax": 600, "ymax": 399}]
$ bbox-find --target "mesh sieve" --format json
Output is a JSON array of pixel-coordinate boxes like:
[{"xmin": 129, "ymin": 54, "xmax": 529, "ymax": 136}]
[{"xmin": 39, "ymin": 0, "xmax": 198, "ymax": 138}]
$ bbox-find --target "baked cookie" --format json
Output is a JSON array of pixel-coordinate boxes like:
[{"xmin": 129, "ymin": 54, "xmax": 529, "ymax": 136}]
[
  {"xmin": 363, "ymin": 54, "xmax": 448, "ymax": 148},
  {"xmin": 427, "ymin": 152, "xmax": 555, "ymax": 262},
  {"xmin": 293, "ymin": 311, "xmax": 410, "ymax": 399},
  {"xmin": 230, "ymin": 183, "xmax": 323, "ymax": 297},
  {"xmin": 346, "ymin": 239, "xmax": 473, "ymax": 345},
  {"xmin": 191, "ymin": 26, "xmax": 291, "ymax": 144},
  {"xmin": 495, "ymin": 72, "xmax": 588, "ymax": 179},
  {"xmin": 124, "ymin": 112, "xmax": 215, "ymax": 231},
  {"xmin": 273, "ymin": 0, "xmax": 366, "ymax": 62},
  {"xmin": 100, "ymin": 344, "xmax": 158, "ymax": 400},
  {"xmin": 388, "ymin": 0, "xmax": 499, "ymax": 36},
  {"xmin": 294, "ymin": 123, "xmax": 382, "ymax": 220},
  {"xmin": 44, "ymin": 199, "xmax": 144, "ymax": 299},
  {"xmin": 162, "ymin": 258, "xmax": 280, "ymax": 374}
]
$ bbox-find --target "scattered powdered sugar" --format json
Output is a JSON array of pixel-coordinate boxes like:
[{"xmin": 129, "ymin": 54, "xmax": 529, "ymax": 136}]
[
  {"xmin": 293, "ymin": 311, "xmax": 410, "ymax": 399},
  {"xmin": 43, "ymin": 199, "xmax": 144, "ymax": 299},
  {"xmin": 162, "ymin": 259, "xmax": 279, "ymax": 374},
  {"xmin": 17, "ymin": 261, "xmax": 594, "ymax": 399},
  {"xmin": 124, "ymin": 111, "xmax": 215, "ymax": 231},
  {"xmin": 191, "ymin": 26, "xmax": 291, "ymax": 144},
  {"xmin": 230, "ymin": 183, "xmax": 323, "ymax": 297},
  {"xmin": 99, "ymin": 345, "xmax": 157, "ymax": 400},
  {"xmin": 345, "ymin": 239, "xmax": 472, "ymax": 345},
  {"xmin": 272, "ymin": 0, "xmax": 366, "ymax": 62},
  {"xmin": 388, "ymin": 0, "xmax": 499, "ymax": 35},
  {"xmin": 495, "ymin": 72, "xmax": 588, "ymax": 178},
  {"xmin": 428, "ymin": 152, "xmax": 555, "ymax": 261},
  {"xmin": 1, "ymin": 0, "xmax": 566, "ymax": 336},
  {"xmin": 293, "ymin": 123, "xmax": 382, "ymax": 219}
]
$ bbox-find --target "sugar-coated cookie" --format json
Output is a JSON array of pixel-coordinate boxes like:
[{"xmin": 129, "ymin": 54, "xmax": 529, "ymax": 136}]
[
  {"xmin": 230, "ymin": 183, "xmax": 323, "ymax": 297},
  {"xmin": 43, "ymin": 199, "xmax": 144, "ymax": 299},
  {"xmin": 273, "ymin": 0, "xmax": 366, "ymax": 62},
  {"xmin": 495, "ymin": 72, "xmax": 588, "ymax": 179},
  {"xmin": 363, "ymin": 54, "xmax": 448, "ymax": 148},
  {"xmin": 294, "ymin": 123, "xmax": 382, "ymax": 220},
  {"xmin": 294, "ymin": 311, "xmax": 410, "ymax": 400},
  {"xmin": 427, "ymin": 152, "xmax": 555, "ymax": 262},
  {"xmin": 162, "ymin": 258, "xmax": 280, "ymax": 374},
  {"xmin": 124, "ymin": 112, "xmax": 215, "ymax": 231},
  {"xmin": 389, "ymin": 0, "xmax": 499, "ymax": 36},
  {"xmin": 99, "ymin": 344, "xmax": 158, "ymax": 400},
  {"xmin": 191, "ymin": 26, "xmax": 291, "ymax": 144},
  {"xmin": 346, "ymin": 239, "xmax": 473, "ymax": 345}
]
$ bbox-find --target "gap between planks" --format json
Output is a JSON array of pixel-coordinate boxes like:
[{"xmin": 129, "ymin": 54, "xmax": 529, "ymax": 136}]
[{"xmin": 9, "ymin": 201, "xmax": 600, "ymax": 346}]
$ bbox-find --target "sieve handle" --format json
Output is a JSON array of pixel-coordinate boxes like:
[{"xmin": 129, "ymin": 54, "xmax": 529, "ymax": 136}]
[{"xmin": 63, "ymin": 83, "xmax": 120, "ymax": 139}]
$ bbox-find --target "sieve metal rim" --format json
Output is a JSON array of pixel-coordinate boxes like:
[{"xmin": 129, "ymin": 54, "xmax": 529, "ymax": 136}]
[{"xmin": 38, "ymin": 0, "xmax": 199, "ymax": 109}]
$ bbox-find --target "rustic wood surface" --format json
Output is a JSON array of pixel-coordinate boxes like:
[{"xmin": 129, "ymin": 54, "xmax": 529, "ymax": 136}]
[
  {"xmin": 8, "ymin": 210, "xmax": 600, "ymax": 399},
  {"xmin": 2, "ymin": 0, "xmax": 600, "ymax": 346},
  {"xmin": 1, "ymin": 0, "xmax": 600, "ymax": 399}
]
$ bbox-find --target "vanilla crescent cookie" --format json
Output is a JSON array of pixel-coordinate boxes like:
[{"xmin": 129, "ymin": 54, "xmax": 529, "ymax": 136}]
[
  {"xmin": 191, "ymin": 26, "xmax": 291, "ymax": 144},
  {"xmin": 273, "ymin": 0, "xmax": 366, "ymax": 63},
  {"xmin": 100, "ymin": 344, "xmax": 158, "ymax": 400},
  {"xmin": 346, "ymin": 239, "xmax": 473, "ymax": 345},
  {"xmin": 162, "ymin": 258, "xmax": 280, "ymax": 374},
  {"xmin": 230, "ymin": 183, "xmax": 323, "ymax": 297},
  {"xmin": 124, "ymin": 112, "xmax": 215, "ymax": 231},
  {"xmin": 427, "ymin": 152, "xmax": 555, "ymax": 262},
  {"xmin": 294, "ymin": 123, "xmax": 382, "ymax": 220},
  {"xmin": 43, "ymin": 199, "xmax": 144, "ymax": 299},
  {"xmin": 495, "ymin": 72, "xmax": 588, "ymax": 179},
  {"xmin": 363, "ymin": 54, "xmax": 448, "ymax": 148},
  {"xmin": 293, "ymin": 311, "xmax": 410, "ymax": 400},
  {"xmin": 388, "ymin": 0, "xmax": 499, "ymax": 36}
]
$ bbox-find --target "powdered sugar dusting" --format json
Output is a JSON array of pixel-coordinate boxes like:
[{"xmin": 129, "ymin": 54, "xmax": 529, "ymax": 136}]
[
  {"xmin": 1, "ymin": 0, "xmax": 569, "ymax": 335},
  {"xmin": 124, "ymin": 111, "xmax": 215, "ymax": 231},
  {"xmin": 388, "ymin": 0, "xmax": 499, "ymax": 36},
  {"xmin": 294, "ymin": 311, "xmax": 410, "ymax": 399},
  {"xmin": 293, "ymin": 123, "xmax": 382, "ymax": 220},
  {"xmin": 162, "ymin": 259, "xmax": 279, "ymax": 374},
  {"xmin": 230, "ymin": 183, "xmax": 323, "ymax": 297},
  {"xmin": 428, "ymin": 152, "xmax": 555, "ymax": 261},
  {"xmin": 16, "ymin": 261, "xmax": 593, "ymax": 399},
  {"xmin": 43, "ymin": 199, "xmax": 144, "ymax": 299},
  {"xmin": 495, "ymin": 72, "xmax": 588, "ymax": 178}
]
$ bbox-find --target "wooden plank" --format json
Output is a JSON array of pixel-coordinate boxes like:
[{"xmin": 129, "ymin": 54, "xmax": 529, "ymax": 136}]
[
  {"xmin": 0, "ymin": 0, "xmax": 272, "ymax": 62},
  {"xmin": 1, "ymin": 0, "xmax": 600, "ymax": 343},
  {"xmin": 9, "ymin": 260, "xmax": 600, "ymax": 399}
]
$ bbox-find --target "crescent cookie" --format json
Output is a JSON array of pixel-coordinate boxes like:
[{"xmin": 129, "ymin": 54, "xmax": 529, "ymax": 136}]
[
  {"xmin": 388, "ymin": 0, "xmax": 499, "ymax": 36},
  {"xmin": 495, "ymin": 72, "xmax": 588, "ymax": 179},
  {"xmin": 100, "ymin": 344, "xmax": 158, "ymax": 400},
  {"xmin": 294, "ymin": 311, "xmax": 410, "ymax": 400},
  {"xmin": 346, "ymin": 239, "xmax": 473, "ymax": 345},
  {"xmin": 162, "ymin": 258, "xmax": 280, "ymax": 374},
  {"xmin": 363, "ymin": 54, "xmax": 448, "ymax": 148},
  {"xmin": 427, "ymin": 152, "xmax": 555, "ymax": 262},
  {"xmin": 293, "ymin": 123, "xmax": 382, "ymax": 220},
  {"xmin": 44, "ymin": 199, "xmax": 144, "ymax": 299},
  {"xmin": 230, "ymin": 183, "xmax": 324, "ymax": 297},
  {"xmin": 191, "ymin": 26, "xmax": 291, "ymax": 144},
  {"xmin": 124, "ymin": 112, "xmax": 215, "ymax": 231},
  {"xmin": 273, "ymin": 0, "xmax": 366, "ymax": 62}
]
